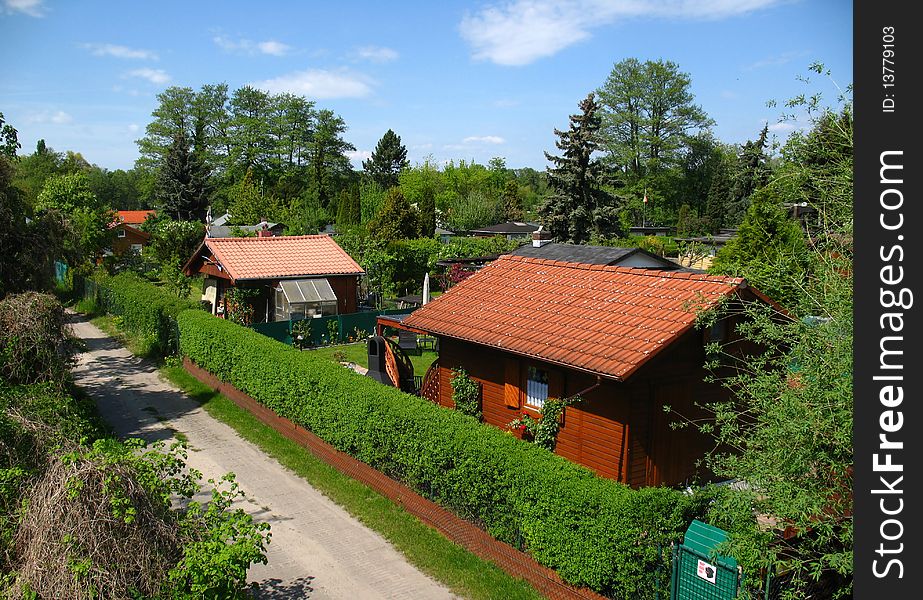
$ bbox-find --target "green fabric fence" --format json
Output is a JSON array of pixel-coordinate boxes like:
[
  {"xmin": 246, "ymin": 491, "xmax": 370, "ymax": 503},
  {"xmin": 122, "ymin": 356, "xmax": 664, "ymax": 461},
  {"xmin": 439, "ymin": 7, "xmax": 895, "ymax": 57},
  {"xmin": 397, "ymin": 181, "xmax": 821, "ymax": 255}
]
[{"xmin": 251, "ymin": 308, "xmax": 415, "ymax": 348}]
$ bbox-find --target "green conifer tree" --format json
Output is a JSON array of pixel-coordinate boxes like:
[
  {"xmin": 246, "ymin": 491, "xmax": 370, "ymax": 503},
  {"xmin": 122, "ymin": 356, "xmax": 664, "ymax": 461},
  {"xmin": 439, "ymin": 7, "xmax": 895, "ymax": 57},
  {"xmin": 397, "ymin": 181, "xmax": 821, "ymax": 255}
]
[
  {"xmin": 362, "ymin": 129, "xmax": 408, "ymax": 190},
  {"xmin": 540, "ymin": 93, "xmax": 622, "ymax": 243}
]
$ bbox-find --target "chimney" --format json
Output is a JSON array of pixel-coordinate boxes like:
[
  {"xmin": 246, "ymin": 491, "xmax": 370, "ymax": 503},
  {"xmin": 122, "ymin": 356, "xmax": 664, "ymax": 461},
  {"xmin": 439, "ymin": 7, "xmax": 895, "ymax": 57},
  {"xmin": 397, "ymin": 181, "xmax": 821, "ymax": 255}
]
[
  {"xmin": 257, "ymin": 221, "xmax": 272, "ymax": 237},
  {"xmin": 532, "ymin": 226, "xmax": 553, "ymax": 248}
]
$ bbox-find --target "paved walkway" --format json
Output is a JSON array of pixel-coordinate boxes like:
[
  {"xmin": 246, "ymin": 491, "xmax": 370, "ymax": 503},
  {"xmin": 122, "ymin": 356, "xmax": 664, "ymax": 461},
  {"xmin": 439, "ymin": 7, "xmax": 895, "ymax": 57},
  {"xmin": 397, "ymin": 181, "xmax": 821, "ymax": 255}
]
[{"xmin": 69, "ymin": 313, "xmax": 455, "ymax": 600}]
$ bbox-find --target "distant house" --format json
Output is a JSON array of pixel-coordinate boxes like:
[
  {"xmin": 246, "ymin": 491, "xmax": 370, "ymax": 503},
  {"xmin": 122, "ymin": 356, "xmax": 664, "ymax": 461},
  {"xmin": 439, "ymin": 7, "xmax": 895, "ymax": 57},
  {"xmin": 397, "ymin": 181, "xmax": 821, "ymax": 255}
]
[
  {"xmin": 182, "ymin": 235, "xmax": 365, "ymax": 323},
  {"xmin": 206, "ymin": 221, "xmax": 285, "ymax": 238},
  {"xmin": 398, "ymin": 253, "xmax": 774, "ymax": 487},
  {"xmin": 510, "ymin": 241, "xmax": 687, "ymax": 271},
  {"xmin": 468, "ymin": 221, "xmax": 539, "ymax": 241},
  {"xmin": 435, "ymin": 227, "xmax": 455, "ymax": 244},
  {"xmin": 674, "ymin": 229, "xmax": 738, "ymax": 270},
  {"xmin": 629, "ymin": 225, "xmax": 674, "ymax": 237},
  {"xmin": 111, "ymin": 210, "xmax": 156, "ymax": 255}
]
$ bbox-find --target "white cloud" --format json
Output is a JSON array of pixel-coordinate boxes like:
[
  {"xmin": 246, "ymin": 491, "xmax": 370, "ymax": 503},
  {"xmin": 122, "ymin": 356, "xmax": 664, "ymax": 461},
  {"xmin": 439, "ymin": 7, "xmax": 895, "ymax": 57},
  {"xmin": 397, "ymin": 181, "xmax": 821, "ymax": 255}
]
[
  {"xmin": 3, "ymin": 0, "xmax": 46, "ymax": 17},
  {"xmin": 252, "ymin": 69, "xmax": 372, "ymax": 99},
  {"xmin": 767, "ymin": 121, "xmax": 795, "ymax": 133},
  {"xmin": 25, "ymin": 110, "xmax": 73, "ymax": 125},
  {"xmin": 720, "ymin": 90, "xmax": 740, "ymax": 100},
  {"xmin": 257, "ymin": 40, "xmax": 292, "ymax": 56},
  {"xmin": 346, "ymin": 150, "xmax": 372, "ymax": 166},
  {"xmin": 83, "ymin": 43, "xmax": 158, "ymax": 60},
  {"xmin": 213, "ymin": 34, "xmax": 292, "ymax": 56},
  {"xmin": 460, "ymin": 0, "xmax": 783, "ymax": 66},
  {"xmin": 463, "ymin": 135, "xmax": 505, "ymax": 145},
  {"xmin": 127, "ymin": 123, "xmax": 140, "ymax": 133},
  {"xmin": 125, "ymin": 68, "xmax": 171, "ymax": 85},
  {"xmin": 743, "ymin": 50, "xmax": 810, "ymax": 72},
  {"xmin": 354, "ymin": 46, "xmax": 399, "ymax": 63},
  {"xmin": 493, "ymin": 98, "xmax": 520, "ymax": 108}
]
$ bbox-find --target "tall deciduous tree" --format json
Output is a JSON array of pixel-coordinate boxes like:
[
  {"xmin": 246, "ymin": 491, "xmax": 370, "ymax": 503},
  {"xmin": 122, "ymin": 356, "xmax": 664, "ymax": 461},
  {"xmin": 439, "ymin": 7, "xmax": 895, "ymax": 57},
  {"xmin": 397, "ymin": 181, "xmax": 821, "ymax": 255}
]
[
  {"xmin": 155, "ymin": 131, "xmax": 210, "ymax": 221},
  {"xmin": 0, "ymin": 112, "xmax": 20, "ymax": 158},
  {"xmin": 540, "ymin": 93, "xmax": 622, "ymax": 244},
  {"xmin": 35, "ymin": 172, "xmax": 114, "ymax": 264},
  {"xmin": 308, "ymin": 109, "xmax": 355, "ymax": 209},
  {"xmin": 227, "ymin": 168, "xmax": 276, "ymax": 225},
  {"xmin": 362, "ymin": 129, "xmax": 408, "ymax": 189},
  {"xmin": 597, "ymin": 58, "xmax": 712, "ymax": 179}
]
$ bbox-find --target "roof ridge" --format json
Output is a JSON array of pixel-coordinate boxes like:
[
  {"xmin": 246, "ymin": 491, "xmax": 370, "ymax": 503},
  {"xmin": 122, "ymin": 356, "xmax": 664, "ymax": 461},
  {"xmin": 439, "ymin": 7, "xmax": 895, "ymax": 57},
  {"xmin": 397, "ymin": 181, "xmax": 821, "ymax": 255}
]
[{"xmin": 504, "ymin": 254, "xmax": 742, "ymax": 285}]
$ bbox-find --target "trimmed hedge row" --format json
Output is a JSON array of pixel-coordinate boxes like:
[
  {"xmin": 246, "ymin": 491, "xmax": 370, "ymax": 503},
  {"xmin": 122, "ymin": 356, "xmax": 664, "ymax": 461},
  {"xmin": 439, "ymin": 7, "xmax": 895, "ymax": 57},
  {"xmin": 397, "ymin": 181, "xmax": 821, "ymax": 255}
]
[
  {"xmin": 178, "ymin": 309, "xmax": 698, "ymax": 597},
  {"xmin": 93, "ymin": 272, "xmax": 199, "ymax": 356}
]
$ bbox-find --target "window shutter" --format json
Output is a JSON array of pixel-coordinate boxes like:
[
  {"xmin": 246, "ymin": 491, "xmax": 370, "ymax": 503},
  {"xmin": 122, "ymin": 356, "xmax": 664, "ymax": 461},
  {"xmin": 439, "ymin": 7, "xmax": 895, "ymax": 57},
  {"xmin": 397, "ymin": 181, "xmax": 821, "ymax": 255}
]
[{"xmin": 504, "ymin": 359, "xmax": 521, "ymax": 408}]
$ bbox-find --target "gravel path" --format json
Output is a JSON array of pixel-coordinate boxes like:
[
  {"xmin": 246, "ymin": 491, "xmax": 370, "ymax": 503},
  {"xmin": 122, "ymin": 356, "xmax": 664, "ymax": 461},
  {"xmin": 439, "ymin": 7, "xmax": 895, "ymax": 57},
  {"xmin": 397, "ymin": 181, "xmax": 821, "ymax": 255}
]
[{"xmin": 68, "ymin": 313, "xmax": 455, "ymax": 600}]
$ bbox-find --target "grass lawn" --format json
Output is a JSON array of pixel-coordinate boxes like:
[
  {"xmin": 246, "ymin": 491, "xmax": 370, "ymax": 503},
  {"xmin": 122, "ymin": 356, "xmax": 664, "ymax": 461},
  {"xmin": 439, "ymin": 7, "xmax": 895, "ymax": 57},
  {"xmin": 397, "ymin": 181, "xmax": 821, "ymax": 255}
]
[{"xmin": 308, "ymin": 341, "xmax": 439, "ymax": 376}]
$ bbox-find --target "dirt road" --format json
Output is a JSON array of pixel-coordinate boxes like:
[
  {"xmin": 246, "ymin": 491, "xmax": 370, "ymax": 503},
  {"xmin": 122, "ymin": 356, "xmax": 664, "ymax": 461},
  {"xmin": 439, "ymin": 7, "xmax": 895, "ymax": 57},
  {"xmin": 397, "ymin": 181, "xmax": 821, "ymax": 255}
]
[{"xmin": 69, "ymin": 313, "xmax": 455, "ymax": 600}]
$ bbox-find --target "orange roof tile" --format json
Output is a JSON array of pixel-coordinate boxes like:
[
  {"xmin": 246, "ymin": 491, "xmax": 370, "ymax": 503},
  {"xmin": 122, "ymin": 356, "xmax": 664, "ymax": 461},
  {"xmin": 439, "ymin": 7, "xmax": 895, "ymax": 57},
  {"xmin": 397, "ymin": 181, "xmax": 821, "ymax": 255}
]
[
  {"xmin": 117, "ymin": 210, "xmax": 156, "ymax": 225},
  {"xmin": 403, "ymin": 254, "xmax": 748, "ymax": 381},
  {"xmin": 204, "ymin": 235, "xmax": 364, "ymax": 281}
]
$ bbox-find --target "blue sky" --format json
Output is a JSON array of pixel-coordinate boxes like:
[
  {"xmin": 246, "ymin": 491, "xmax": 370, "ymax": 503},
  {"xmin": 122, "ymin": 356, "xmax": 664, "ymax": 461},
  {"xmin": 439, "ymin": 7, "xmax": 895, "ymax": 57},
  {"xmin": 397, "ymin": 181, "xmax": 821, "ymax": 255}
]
[{"xmin": 0, "ymin": 0, "xmax": 852, "ymax": 171}]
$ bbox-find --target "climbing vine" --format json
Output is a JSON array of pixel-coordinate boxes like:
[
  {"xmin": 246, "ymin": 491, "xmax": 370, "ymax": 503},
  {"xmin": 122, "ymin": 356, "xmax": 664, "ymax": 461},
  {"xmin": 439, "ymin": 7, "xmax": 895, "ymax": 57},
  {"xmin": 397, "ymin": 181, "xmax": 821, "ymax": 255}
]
[
  {"xmin": 508, "ymin": 395, "xmax": 582, "ymax": 452},
  {"xmin": 450, "ymin": 368, "xmax": 482, "ymax": 421}
]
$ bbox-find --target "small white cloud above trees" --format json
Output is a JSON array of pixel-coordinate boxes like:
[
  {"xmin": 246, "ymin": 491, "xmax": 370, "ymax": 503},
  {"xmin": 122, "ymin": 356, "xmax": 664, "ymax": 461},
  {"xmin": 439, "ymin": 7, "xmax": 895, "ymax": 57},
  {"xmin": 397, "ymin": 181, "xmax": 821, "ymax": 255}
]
[
  {"xmin": 213, "ymin": 34, "xmax": 292, "ymax": 57},
  {"xmin": 2, "ymin": 0, "xmax": 46, "ymax": 17},
  {"xmin": 83, "ymin": 43, "xmax": 158, "ymax": 60},
  {"xmin": 252, "ymin": 69, "xmax": 372, "ymax": 99},
  {"xmin": 463, "ymin": 135, "xmax": 505, "ymax": 145},
  {"xmin": 354, "ymin": 46, "xmax": 399, "ymax": 63},
  {"xmin": 460, "ymin": 0, "xmax": 784, "ymax": 66},
  {"xmin": 125, "ymin": 68, "xmax": 171, "ymax": 85},
  {"xmin": 25, "ymin": 110, "xmax": 72, "ymax": 125}
]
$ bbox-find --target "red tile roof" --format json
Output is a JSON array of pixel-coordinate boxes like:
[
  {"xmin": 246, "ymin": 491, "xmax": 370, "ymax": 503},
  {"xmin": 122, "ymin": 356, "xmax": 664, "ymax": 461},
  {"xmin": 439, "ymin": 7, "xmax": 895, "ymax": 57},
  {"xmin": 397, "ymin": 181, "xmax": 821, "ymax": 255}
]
[
  {"xmin": 203, "ymin": 235, "xmax": 364, "ymax": 281},
  {"xmin": 117, "ymin": 210, "xmax": 156, "ymax": 225},
  {"xmin": 403, "ymin": 254, "xmax": 748, "ymax": 381}
]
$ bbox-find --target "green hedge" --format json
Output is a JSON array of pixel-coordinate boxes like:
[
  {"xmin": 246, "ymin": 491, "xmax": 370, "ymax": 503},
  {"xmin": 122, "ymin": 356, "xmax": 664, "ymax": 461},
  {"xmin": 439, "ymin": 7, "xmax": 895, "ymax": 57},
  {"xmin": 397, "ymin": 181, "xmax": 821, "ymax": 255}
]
[
  {"xmin": 178, "ymin": 309, "xmax": 697, "ymax": 597},
  {"xmin": 93, "ymin": 272, "xmax": 200, "ymax": 356}
]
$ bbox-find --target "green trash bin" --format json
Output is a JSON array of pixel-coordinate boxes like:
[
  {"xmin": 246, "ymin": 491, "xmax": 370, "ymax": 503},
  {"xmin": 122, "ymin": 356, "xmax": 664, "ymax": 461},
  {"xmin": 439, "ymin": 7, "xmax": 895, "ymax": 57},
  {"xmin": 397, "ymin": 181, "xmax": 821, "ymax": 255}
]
[{"xmin": 671, "ymin": 520, "xmax": 741, "ymax": 600}]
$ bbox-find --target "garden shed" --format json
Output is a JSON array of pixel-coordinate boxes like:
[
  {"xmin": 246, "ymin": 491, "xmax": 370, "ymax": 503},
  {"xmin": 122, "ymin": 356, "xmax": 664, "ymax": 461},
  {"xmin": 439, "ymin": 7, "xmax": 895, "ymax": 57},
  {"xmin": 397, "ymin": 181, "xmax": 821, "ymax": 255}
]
[
  {"xmin": 274, "ymin": 278, "xmax": 338, "ymax": 320},
  {"xmin": 400, "ymin": 253, "xmax": 779, "ymax": 487}
]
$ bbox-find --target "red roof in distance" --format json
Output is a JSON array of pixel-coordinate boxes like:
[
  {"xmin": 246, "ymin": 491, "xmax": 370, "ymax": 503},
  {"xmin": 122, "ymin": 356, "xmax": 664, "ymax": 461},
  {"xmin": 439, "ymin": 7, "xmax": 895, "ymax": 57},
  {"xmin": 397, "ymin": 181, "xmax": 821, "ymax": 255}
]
[
  {"xmin": 117, "ymin": 210, "xmax": 156, "ymax": 225},
  {"xmin": 200, "ymin": 235, "xmax": 364, "ymax": 281},
  {"xmin": 403, "ymin": 254, "xmax": 750, "ymax": 381}
]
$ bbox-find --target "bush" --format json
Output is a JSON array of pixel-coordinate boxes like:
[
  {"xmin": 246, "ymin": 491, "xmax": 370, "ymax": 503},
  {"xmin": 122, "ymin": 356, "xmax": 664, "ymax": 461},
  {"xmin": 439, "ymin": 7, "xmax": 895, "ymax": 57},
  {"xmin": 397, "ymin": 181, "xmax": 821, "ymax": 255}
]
[
  {"xmin": 0, "ymin": 292, "xmax": 74, "ymax": 387},
  {"xmin": 91, "ymin": 272, "xmax": 199, "ymax": 356},
  {"xmin": 178, "ymin": 309, "xmax": 695, "ymax": 596}
]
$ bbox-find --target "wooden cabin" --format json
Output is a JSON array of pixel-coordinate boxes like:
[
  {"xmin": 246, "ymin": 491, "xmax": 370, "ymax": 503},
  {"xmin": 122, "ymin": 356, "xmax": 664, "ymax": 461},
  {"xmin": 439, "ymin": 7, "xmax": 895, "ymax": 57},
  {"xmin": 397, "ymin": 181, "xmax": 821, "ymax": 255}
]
[
  {"xmin": 111, "ymin": 210, "xmax": 156, "ymax": 255},
  {"xmin": 401, "ymin": 254, "xmax": 773, "ymax": 488},
  {"xmin": 182, "ymin": 235, "xmax": 364, "ymax": 323}
]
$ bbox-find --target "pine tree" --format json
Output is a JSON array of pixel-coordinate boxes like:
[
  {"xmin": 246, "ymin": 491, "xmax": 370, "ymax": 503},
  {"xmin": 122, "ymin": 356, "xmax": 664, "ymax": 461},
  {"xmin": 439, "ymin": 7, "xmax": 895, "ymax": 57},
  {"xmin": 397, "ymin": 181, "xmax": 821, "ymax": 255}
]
[
  {"xmin": 727, "ymin": 124, "xmax": 771, "ymax": 225},
  {"xmin": 155, "ymin": 130, "xmax": 210, "ymax": 221},
  {"xmin": 540, "ymin": 93, "xmax": 622, "ymax": 244},
  {"xmin": 362, "ymin": 129, "xmax": 408, "ymax": 190},
  {"xmin": 705, "ymin": 156, "xmax": 733, "ymax": 232}
]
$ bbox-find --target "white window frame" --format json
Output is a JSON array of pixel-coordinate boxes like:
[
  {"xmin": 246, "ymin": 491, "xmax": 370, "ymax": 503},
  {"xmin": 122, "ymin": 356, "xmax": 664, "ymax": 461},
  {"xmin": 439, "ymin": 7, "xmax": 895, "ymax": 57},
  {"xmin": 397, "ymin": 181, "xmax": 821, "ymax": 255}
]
[
  {"xmin": 525, "ymin": 366, "xmax": 549, "ymax": 410},
  {"xmin": 117, "ymin": 228, "xmax": 126, "ymax": 238},
  {"xmin": 130, "ymin": 243, "xmax": 143, "ymax": 254}
]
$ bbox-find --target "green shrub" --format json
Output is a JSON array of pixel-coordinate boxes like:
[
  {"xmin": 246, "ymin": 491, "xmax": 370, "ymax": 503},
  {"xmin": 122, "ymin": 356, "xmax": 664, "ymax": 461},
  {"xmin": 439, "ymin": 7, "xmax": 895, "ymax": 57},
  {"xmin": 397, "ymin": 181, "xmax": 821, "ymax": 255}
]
[
  {"xmin": 91, "ymin": 272, "xmax": 199, "ymax": 356},
  {"xmin": 178, "ymin": 309, "xmax": 695, "ymax": 596}
]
